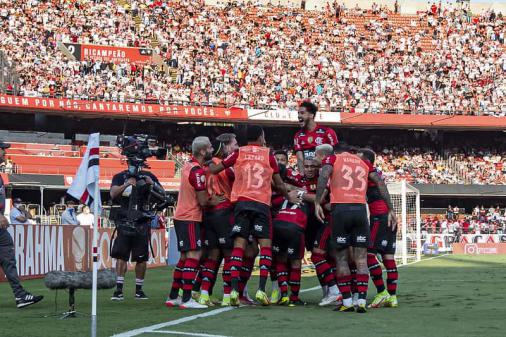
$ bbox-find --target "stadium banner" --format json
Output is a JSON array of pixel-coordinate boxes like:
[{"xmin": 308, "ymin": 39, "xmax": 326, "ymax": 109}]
[
  {"xmin": 452, "ymin": 243, "xmax": 506, "ymax": 255},
  {"xmin": 0, "ymin": 94, "xmax": 248, "ymax": 121},
  {"xmin": 339, "ymin": 112, "xmax": 506, "ymax": 130},
  {"xmin": 424, "ymin": 234, "xmax": 506, "ymax": 252},
  {"xmin": 63, "ymin": 43, "xmax": 154, "ymax": 65},
  {"xmin": 0, "ymin": 224, "xmax": 166, "ymax": 282},
  {"xmin": 248, "ymin": 109, "xmax": 341, "ymax": 124}
]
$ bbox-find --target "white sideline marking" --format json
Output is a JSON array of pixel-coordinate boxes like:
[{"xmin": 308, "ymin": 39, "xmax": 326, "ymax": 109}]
[
  {"xmin": 300, "ymin": 286, "xmax": 320, "ymax": 293},
  {"xmin": 111, "ymin": 307, "xmax": 234, "ymax": 337},
  {"xmin": 113, "ymin": 255, "xmax": 447, "ymax": 337},
  {"xmin": 150, "ymin": 331, "xmax": 230, "ymax": 337}
]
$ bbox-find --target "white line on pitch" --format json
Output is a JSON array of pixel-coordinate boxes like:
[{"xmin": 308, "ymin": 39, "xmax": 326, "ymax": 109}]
[
  {"xmin": 300, "ymin": 286, "xmax": 320, "ymax": 293},
  {"xmin": 111, "ymin": 307, "xmax": 235, "ymax": 337},
  {"xmin": 400, "ymin": 254, "xmax": 449, "ymax": 267},
  {"xmin": 149, "ymin": 331, "xmax": 231, "ymax": 337}
]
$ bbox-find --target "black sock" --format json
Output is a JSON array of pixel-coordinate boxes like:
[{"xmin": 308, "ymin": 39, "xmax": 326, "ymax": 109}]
[
  {"xmin": 259, "ymin": 276, "xmax": 267, "ymax": 292},
  {"xmin": 182, "ymin": 289, "xmax": 191, "ymax": 303},
  {"xmin": 169, "ymin": 288, "xmax": 179, "ymax": 299},
  {"xmin": 231, "ymin": 278, "xmax": 239, "ymax": 292},
  {"xmin": 116, "ymin": 276, "xmax": 124, "ymax": 292}
]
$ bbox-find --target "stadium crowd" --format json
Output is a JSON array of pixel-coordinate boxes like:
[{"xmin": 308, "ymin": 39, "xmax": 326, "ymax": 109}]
[
  {"xmin": 0, "ymin": 0, "xmax": 505, "ymax": 115},
  {"xmin": 169, "ymin": 146, "xmax": 506, "ymax": 185},
  {"xmin": 422, "ymin": 205, "xmax": 506, "ymax": 234}
]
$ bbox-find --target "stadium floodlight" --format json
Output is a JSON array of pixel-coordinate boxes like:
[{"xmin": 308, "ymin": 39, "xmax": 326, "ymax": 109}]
[{"xmin": 387, "ymin": 180, "xmax": 422, "ymax": 265}]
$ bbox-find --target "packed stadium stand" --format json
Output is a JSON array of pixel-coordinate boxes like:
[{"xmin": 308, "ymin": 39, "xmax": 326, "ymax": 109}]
[{"xmin": 0, "ymin": 0, "xmax": 505, "ymax": 115}]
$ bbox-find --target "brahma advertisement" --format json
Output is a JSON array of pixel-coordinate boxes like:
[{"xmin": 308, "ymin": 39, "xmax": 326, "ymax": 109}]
[{"xmin": 0, "ymin": 225, "xmax": 167, "ymax": 281}]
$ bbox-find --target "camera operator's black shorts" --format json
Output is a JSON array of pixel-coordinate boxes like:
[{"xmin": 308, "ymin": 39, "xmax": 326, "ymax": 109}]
[
  {"xmin": 313, "ymin": 224, "xmax": 332, "ymax": 252},
  {"xmin": 111, "ymin": 225, "xmax": 150, "ymax": 263},
  {"xmin": 232, "ymin": 201, "xmax": 272, "ymax": 240},
  {"xmin": 203, "ymin": 207, "xmax": 234, "ymax": 249},
  {"xmin": 368, "ymin": 213, "xmax": 397, "ymax": 255},
  {"xmin": 173, "ymin": 220, "xmax": 202, "ymax": 252},
  {"xmin": 330, "ymin": 203, "xmax": 370, "ymax": 250},
  {"xmin": 272, "ymin": 220, "xmax": 305, "ymax": 260}
]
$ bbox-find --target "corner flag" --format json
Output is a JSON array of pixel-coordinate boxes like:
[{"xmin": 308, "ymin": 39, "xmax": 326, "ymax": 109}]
[
  {"xmin": 66, "ymin": 132, "xmax": 101, "ymax": 337},
  {"xmin": 67, "ymin": 133, "xmax": 101, "ymax": 212}
]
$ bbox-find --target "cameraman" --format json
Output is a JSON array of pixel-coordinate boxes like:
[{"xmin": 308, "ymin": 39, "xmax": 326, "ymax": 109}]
[{"xmin": 109, "ymin": 166, "xmax": 161, "ymax": 301}]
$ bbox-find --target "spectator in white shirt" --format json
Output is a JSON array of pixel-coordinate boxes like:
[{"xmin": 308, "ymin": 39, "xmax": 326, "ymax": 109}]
[{"xmin": 77, "ymin": 206, "xmax": 94, "ymax": 228}]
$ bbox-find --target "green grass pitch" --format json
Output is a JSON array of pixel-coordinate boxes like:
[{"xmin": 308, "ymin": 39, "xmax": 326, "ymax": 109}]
[{"xmin": 1, "ymin": 255, "xmax": 505, "ymax": 337}]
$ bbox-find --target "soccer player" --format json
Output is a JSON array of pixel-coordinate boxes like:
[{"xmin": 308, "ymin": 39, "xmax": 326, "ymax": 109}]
[
  {"xmin": 359, "ymin": 148, "xmax": 399, "ymax": 308},
  {"xmin": 315, "ymin": 144, "xmax": 370, "ymax": 313},
  {"xmin": 312, "ymin": 144, "xmax": 342, "ymax": 307},
  {"xmin": 211, "ymin": 125, "xmax": 299, "ymax": 306},
  {"xmin": 274, "ymin": 150, "xmax": 289, "ymax": 167},
  {"xmin": 166, "ymin": 136, "xmax": 224, "ymax": 309},
  {"xmin": 272, "ymin": 158, "xmax": 319, "ymax": 306},
  {"xmin": 197, "ymin": 134, "xmax": 238, "ymax": 306},
  {"xmin": 294, "ymin": 101, "xmax": 338, "ymax": 175}
]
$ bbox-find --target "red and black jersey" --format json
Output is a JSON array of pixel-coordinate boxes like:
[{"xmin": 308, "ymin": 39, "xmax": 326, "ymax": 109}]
[
  {"xmin": 367, "ymin": 166, "xmax": 389, "ymax": 216},
  {"xmin": 294, "ymin": 124, "xmax": 338, "ymax": 160},
  {"xmin": 274, "ymin": 201, "xmax": 309, "ymax": 230},
  {"xmin": 285, "ymin": 169, "xmax": 318, "ymax": 193}
]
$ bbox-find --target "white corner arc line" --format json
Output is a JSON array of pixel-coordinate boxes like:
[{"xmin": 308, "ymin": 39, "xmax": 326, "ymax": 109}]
[
  {"xmin": 111, "ymin": 307, "xmax": 235, "ymax": 337},
  {"xmin": 150, "ymin": 330, "xmax": 230, "ymax": 337}
]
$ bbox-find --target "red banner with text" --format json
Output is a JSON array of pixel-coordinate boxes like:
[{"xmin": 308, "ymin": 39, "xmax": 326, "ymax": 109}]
[
  {"xmin": 64, "ymin": 43, "xmax": 154, "ymax": 65},
  {"xmin": 452, "ymin": 243, "xmax": 506, "ymax": 255},
  {"xmin": 0, "ymin": 95, "xmax": 248, "ymax": 121}
]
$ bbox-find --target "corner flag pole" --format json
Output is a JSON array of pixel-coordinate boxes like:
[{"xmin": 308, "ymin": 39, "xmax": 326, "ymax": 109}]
[{"xmin": 91, "ymin": 138, "xmax": 100, "ymax": 337}]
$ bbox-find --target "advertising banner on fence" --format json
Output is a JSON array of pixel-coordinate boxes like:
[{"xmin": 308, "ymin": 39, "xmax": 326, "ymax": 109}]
[
  {"xmin": 248, "ymin": 109, "xmax": 340, "ymax": 124},
  {"xmin": 64, "ymin": 43, "xmax": 154, "ymax": 65},
  {"xmin": 452, "ymin": 243, "xmax": 506, "ymax": 255},
  {"xmin": 0, "ymin": 224, "xmax": 166, "ymax": 281},
  {"xmin": 0, "ymin": 95, "xmax": 248, "ymax": 121},
  {"xmin": 424, "ymin": 234, "xmax": 506, "ymax": 252}
]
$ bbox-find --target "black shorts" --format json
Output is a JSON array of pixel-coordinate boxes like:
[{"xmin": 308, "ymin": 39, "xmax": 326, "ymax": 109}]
[
  {"xmin": 368, "ymin": 214, "xmax": 396, "ymax": 255},
  {"xmin": 203, "ymin": 207, "xmax": 234, "ymax": 249},
  {"xmin": 111, "ymin": 225, "xmax": 149, "ymax": 263},
  {"xmin": 232, "ymin": 201, "xmax": 272, "ymax": 240},
  {"xmin": 174, "ymin": 220, "xmax": 202, "ymax": 252},
  {"xmin": 313, "ymin": 224, "xmax": 332, "ymax": 251},
  {"xmin": 272, "ymin": 221, "xmax": 305, "ymax": 260},
  {"xmin": 330, "ymin": 203, "xmax": 370, "ymax": 250},
  {"xmin": 305, "ymin": 214, "xmax": 324, "ymax": 251}
]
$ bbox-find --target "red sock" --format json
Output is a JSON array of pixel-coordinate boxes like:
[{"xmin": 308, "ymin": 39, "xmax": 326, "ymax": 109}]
[
  {"xmin": 383, "ymin": 259, "xmax": 398, "ymax": 295},
  {"xmin": 336, "ymin": 275, "xmax": 352, "ymax": 299},
  {"xmin": 222, "ymin": 257, "xmax": 232, "ymax": 295},
  {"xmin": 348, "ymin": 262, "xmax": 357, "ymax": 294},
  {"xmin": 182, "ymin": 258, "xmax": 199, "ymax": 302},
  {"xmin": 276, "ymin": 261, "xmax": 289, "ymax": 295},
  {"xmin": 367, "ymin": 253, "xmax": 386, "ymax": 293},
  {"xmin": 355, "ymin": 273, "xmax": 369, "ymax": 300},
  {"xmin": 258, "ymin": 247, "xmax": 272, "ymax": 291},
  {"xmin": 230, "ymin": 247, "xmax": 244, "ymax": 291},
  {"xmin": 200, "ymin": 259, "xmax": 218, "ymax": 293},
  {"xmin": 239, "ymin": 256, "xmax": 255, "ymax": 294},
  {"xmin": 289, "ymin": 267, "xmax": 301, "ymax": 301},
  {"xmin": 169, "ymin": 258, "xmax": 185, "ymax": 298},
  {"xmin": 311, "ymin": 252, "xmax": 335, "ymax": 286}
]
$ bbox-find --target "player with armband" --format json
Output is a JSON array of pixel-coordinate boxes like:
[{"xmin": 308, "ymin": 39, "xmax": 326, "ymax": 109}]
[
  {"xmin": 315, "ymin": 144, "xmax": 371, "ymax": 313},
  {"xmin": 209, "ymin": 125, "xmax": 300, "ymax": 306}
]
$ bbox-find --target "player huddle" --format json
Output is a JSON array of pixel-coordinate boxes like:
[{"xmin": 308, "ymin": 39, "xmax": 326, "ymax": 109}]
[{"xmin": 166, "ymin": 102, "xmax": 399, "ymax": 313}]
